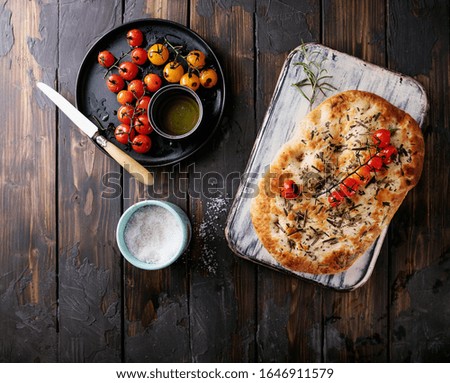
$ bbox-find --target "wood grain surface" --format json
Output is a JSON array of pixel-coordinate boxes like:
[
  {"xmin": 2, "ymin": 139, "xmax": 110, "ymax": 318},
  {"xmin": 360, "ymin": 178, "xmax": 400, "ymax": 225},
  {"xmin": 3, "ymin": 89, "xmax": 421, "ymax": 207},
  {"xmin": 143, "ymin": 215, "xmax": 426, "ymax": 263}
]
[{"xmin": 0, "ymin": 0, "xmax": 448, "ymax": 362}]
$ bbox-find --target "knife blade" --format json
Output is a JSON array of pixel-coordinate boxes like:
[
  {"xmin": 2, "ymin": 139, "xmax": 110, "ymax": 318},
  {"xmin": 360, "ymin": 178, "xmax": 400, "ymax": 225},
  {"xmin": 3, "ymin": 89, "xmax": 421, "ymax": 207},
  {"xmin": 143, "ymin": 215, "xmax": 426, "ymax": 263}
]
[{"xmin": 37, "ymin": 82, "xmax": 153, "ymax": 186}]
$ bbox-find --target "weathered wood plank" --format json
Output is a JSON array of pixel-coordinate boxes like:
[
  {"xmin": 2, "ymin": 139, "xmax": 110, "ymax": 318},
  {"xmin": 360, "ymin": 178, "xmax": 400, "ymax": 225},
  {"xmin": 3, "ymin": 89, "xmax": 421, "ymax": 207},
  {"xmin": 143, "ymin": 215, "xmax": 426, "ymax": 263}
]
[
  {"xmin": 57, "ymin": 0, "xmax": 123, "ymax": 362},
  {"xmin": 321, "ymin": 0, "xmax": 389, "ymax": 362},
  {"xmin": 189, "ymin": 0, "xmax": 257, "ymax": 362},
  {"xmin": 122, "ymin": 0, "xmax": 191, "ymax": 363},
  {"xmin": 254, "ymin": 0, "xmax": 322, "ymax": 362},
  {"xmin": 0, "ymin": 0, "xmax": 58, "ymax": 362},
  {"xmin": 387, "ymin": 0, "xmax": 450, "ymax": 362}
]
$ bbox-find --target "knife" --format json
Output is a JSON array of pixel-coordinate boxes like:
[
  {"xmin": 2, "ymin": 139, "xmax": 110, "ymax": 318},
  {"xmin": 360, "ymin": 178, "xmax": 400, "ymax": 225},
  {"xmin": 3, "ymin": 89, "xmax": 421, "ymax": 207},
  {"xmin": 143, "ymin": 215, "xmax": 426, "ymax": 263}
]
[{"xmin": 36, "ymin": 82, "xmax": 154, "ymax": 186}]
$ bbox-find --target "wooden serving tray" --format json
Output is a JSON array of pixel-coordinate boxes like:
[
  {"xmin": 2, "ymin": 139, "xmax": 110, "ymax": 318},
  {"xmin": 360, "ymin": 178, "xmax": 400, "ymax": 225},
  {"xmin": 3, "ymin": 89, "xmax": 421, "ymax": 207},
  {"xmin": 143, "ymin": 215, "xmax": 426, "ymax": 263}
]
[{"xmin": 225, "ymin": 43, "xmax": 427, "ymax": 290}]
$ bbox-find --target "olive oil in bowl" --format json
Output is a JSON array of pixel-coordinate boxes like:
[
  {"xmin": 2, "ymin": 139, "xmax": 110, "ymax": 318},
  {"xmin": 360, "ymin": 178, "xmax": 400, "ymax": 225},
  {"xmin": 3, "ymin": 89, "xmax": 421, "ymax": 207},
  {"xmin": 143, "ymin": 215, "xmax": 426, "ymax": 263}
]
[{"xmin": 149, "ymin": 85, "xmax": 203, "ymax": 139}]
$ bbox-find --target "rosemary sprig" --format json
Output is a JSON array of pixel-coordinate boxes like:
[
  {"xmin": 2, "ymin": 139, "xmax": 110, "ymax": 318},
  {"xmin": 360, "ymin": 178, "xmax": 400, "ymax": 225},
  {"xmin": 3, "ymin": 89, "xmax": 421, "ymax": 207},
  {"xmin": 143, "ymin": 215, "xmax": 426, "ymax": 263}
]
[{"xmin": 292, "ymin": 43, "xmax": 336, "ymax": 107}]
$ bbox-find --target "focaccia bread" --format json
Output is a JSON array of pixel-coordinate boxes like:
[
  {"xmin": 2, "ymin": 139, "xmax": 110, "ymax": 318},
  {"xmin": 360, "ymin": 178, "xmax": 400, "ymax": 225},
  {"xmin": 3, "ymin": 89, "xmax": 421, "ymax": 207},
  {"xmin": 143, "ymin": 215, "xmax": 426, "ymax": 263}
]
[{"xmin": 251, "ymin": 90, "xmax": 424, "ymax": 274}]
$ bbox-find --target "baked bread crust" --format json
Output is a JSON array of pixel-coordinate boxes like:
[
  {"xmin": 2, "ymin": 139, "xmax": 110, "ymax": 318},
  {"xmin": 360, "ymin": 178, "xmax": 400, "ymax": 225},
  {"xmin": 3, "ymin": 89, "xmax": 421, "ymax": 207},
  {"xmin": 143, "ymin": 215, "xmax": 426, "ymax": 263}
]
[{"xmin": 251, "ymin": 90, "xmax": 424, "ymax": 274}]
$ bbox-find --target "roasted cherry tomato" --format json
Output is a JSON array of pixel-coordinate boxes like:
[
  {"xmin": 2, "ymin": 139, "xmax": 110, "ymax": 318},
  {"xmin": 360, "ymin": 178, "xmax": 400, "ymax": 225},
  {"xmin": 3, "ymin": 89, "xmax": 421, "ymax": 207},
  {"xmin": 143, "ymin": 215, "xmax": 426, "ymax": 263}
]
[
  {"xmin": 163, "ymin": 61, "xmax": 185, "ymax": 83},
  {"xmin": 106, "ymin": 74, "xmax": 125, "ymax": 93},
  {"xmin": 199, "ymin": 68, "xmax": 218, "ymax": 88},
  {"xmin": 126, "ymin": 29, "xmax": 144, "ymax": 47},
  {"xmin": 98, "ymin": 50, "xmax": 115, "ymax": 67},
  {"xmin": 280, "ymin": 179, "xmax": 299, "ymax": 199},
  {"xmin": 133, "ymin": 115, "xmax": 153, "ymax": 135},
  {"xmin": 355, "ymin": 165, "xmax": 373, "ymax": 185},
  {"xmin": 135, "ymin": 96, "xmax": 151, "ymax": 114},
  {"xmin": 118, "ymin": 61, "xmax": 139, "ymax": 81},
  {"xmin": 328, "ymin": 190, "xmax": 345, "ymax": 207},
  {"xmin": 127, "ymin": 79, "xmax": 145, "ymax": 99},
  {"xmin": 186, "ymin": 50, "xmax": 206, "ymax": 69},
  {"xmin": 147, "ymin": 43, "xmax": 169, "ymax": 66},
  {"xmin": 377, "ymin": 145, "xmax": 398, "ymax": 164},
  {"xmin": 131, "ymin": 47, "xmax": 148, "ymax": 65},
  {"xmin": 367, "ymin": 156, "xmax": 384, "ymax": 171},
  {"xmin": 340, "ymin": 177, "xmax": 359, "ymax": 197},
  {"xmin": 117, "ymin": 105, "xmax": 134, "ymax": 125},
  {"xmin": 372, "ymin": 129, "xmax": 391, "ymax": 148},
  {"xmin": 117, "ymin": 90, "xmax": 134, "ymax": 105},
  {"xmin": 180, "ymin": 72, "xmax": 200, "ymax": 91},
  {"xmin": 131, "ymin": 134, "xmax": 152, "ymax": 154},
  {"xmin": 144, "ymin": 73, "xmax": 162, "ymax": 93},
  {"xmin": 114, "ymin": 124, "xmax": 135, "ymax": 145}
]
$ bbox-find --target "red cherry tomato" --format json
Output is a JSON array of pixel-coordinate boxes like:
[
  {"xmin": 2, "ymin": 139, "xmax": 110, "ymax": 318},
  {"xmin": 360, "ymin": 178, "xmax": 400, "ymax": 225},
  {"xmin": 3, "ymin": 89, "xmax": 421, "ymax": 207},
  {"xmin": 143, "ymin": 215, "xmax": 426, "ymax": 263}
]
[
  {"xmin": 133, "ymin": 115, "xmax": 153, "ymax": 135},
  {"xmin": 144, "ymin": 73, "xmax": 162, "ymax": 93},
  {"xmin": 116, "ymin": 90, "xmax": 134, "ymax": 105},
  {"xmin": 280, "ymin": 179, "xmax": 299, "ymax": 199},
  {"xmin": 377, "ymin": 145, "xmax": 398, "ymax": 164},
  {"xmin": 131, "ymin": 47, "xmax": 148, "ymax": 65},
  {"xmin": 98, "ymin": 50, "xmax": 115, "ymax": 67},
  {"xmin": 328, "ymin": 190, "xmax": 345, "ymax": 207},
  {"xmin": 372, "ymin": 129, "xmax": 391, "ymax": 148},
  {"xmin": 114, "ymin": 124, "xmax": 135, "ymax": 145},
  {"xmin": 339, "ymin": 177, "xmax": 359, "ymax": 197},
  {"xmin": 117, "ymin": 105, "xmax": 134, "ymax": 125},
  {"xmin": 106, "ymin": 74, "xmax": 125, "ymax": 93},
  {"xmin": 126, "ymin": 29, "xmax": 144, "ymax": 47},
  {"xmin": 128, "ymin": 79, "xmax": 145, "ymax": 99},
  {"xmin": 131, "ymin": 134, "xmax": 152, "ymax": 154},
  {"xmin": 367, "ymin": 156, "xmax": 384, "ymax": 171},
  {"xmin": 118, "ymin": 61, "xmax": 139, "ymax": 81},
  {"xmin": 136, "ymin": 96, "xmax": 151, "ymax": 113}
]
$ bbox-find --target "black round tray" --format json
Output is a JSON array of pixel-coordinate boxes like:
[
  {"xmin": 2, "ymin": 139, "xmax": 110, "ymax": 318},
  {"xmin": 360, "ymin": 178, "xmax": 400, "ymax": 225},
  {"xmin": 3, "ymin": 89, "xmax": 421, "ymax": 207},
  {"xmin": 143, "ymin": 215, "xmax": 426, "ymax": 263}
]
[{"xmin": 76, "ymin": 18, "xmax": 225, "ymax": 167}]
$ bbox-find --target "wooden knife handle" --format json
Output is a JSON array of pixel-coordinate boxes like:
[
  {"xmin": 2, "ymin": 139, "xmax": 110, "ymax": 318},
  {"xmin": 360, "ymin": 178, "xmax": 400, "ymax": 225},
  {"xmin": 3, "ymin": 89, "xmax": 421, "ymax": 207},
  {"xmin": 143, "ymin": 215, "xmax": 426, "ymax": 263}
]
[{"xmin": 96, "ymin": 136, "xmax": 154, "ymax": 186}]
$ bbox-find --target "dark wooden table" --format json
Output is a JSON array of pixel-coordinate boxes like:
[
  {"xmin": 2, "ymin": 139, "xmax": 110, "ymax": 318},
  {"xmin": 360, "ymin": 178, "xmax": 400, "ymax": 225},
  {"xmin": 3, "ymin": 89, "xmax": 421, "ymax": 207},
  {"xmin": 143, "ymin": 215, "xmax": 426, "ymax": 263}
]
[{"xmin": 1, "ymin": 0, "xmax": 448, "ymax": 363}]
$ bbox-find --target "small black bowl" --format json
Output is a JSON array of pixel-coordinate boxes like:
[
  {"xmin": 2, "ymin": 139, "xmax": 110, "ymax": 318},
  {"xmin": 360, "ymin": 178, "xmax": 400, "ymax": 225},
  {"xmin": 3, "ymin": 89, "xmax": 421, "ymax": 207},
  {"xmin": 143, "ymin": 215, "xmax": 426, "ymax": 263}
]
[{"xmin": 149, "ymin": 84, "xmax": 204, "ymax": 140}]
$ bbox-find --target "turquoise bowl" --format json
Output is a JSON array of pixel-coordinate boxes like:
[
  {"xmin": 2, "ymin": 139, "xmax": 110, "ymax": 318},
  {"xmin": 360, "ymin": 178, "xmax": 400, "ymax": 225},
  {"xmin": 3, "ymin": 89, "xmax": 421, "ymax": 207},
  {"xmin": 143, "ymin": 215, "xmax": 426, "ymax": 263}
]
[{"xmin": 116, "ymin": 200, "xmax": 191, "ymax": 270}]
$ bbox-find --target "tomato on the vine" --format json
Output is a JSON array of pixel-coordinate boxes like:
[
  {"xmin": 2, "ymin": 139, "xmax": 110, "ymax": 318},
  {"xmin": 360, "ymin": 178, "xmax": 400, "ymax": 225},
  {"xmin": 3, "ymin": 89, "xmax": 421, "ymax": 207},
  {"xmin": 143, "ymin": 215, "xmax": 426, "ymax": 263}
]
[
  {"xmin": 98, "ymin": 50, "xmax": 115, "ymax": 68},
  {"xmin": 339, "ymin": 177, "xmax": 359, "ymax": 197},
  {"xmin": 118, "ymin": 61, "xmax": 139, "ymax": 81},
  {"xmin": 106, "ymin": 74, "xmax": 125, "ymax": 93},
  {"xmin": 377, "ymin": 145, "xmax": 397, "ymax": 164},
  {"xmin": 131, "ymin": 134, "xmax": 152, "ymax": 154},
  {"xmin": 367, "ymin": 156, "xmax": 384, "ymax": 171},
  {"xmin": 372, "ymin": 129, "xmax": 391, "ymax": 148},
  {"xmin": 186, "ymin": 50, "xmax": 206, "ymax": 69},
  {"xmin": 117, "ymin": 90, "xmax": 134, "ymax": 105},
  {"xmin": 180, "ymin": 72, "xmax": 200, "ymax": 91},
  {"xmin": 114, "ymin": 124, "xmax": 135, "ymax": 145},
  {"xmin": 199, "ymin": 68, "xmax": 218, "ymax": 88},
  {"xmin": 163, "ymin": 61, "xmax": 185, "ymax": 83},
  {"xmin": 128, "ymin": 79, "xmax": 145, "ymax": 99},
  {"xmin": 126, "ymin": 29, "xmax": 144, "ymax": 47},
  {"xmin": 136, "ymin": 96, "xmax": 151, "ymax": 113},
  {"xmin": 117, "ymin": 105, "xmax": 134, "ymax": 125},
  {"xmin": 144, "ymin": 73, "xmax": 162, "ymax": 93},
  {"xmin": 131, "ymin": 47, "xmax": 148, "ymax": 65},
  {"xmin": 148, "ymin": 43, "xmax": 169, "ymax": 66},
  {"xmin": 355, "ymin": 165, "xmax": 372, "ymax": 184},
  {"xmin": 328, "ymin": 190, "xmax": 345, "ymax": 207},
  {"xmin": 133, "ymin": 115, "xmax": 153, "ymax": 135}
]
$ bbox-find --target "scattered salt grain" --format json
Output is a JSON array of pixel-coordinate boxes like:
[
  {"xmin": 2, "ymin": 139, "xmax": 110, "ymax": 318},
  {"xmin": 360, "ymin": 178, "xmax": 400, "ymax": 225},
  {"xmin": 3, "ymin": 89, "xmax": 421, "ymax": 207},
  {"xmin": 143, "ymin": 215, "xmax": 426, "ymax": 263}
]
[{"xmin": 124, "ymin": 205, "xmax": 182, "ymax": 264}]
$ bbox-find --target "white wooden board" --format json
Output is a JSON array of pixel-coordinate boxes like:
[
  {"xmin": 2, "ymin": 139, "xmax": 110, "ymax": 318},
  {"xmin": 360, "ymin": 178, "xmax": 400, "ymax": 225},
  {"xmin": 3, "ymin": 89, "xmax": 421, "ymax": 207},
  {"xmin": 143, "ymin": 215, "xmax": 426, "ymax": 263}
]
[{"xmin": 225, "ymin": 43, "xmax": 428, "ymax": 290}]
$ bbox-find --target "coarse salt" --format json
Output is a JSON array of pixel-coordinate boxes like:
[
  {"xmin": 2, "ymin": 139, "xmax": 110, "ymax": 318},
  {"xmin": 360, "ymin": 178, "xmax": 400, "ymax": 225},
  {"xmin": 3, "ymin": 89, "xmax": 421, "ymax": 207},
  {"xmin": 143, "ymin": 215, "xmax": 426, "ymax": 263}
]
[{"xmin": 124, "ymin": 205, "xmax": 183, "ymax": 264}]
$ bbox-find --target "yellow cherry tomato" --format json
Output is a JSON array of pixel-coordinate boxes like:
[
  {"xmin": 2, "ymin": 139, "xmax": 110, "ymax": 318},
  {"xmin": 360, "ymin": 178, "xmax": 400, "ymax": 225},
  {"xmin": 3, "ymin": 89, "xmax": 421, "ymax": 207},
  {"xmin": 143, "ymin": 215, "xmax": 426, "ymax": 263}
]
[
  {"xmin": 180, "ymin": 72, "xmax": 200, "ymax": 91},
  {"xmin": 148, "ymin": 43, "xmax": 169, "ymax": 66},
  {"xmin": 186, "ymin": 50, "xmax": 206, "ymax": 69},
  {"xmin": 199, "ymin": 68, "xmax": 218, "ymax": 88},
  {"xmin": 163, "ymin": 61, "xmax": 185, "ymax": 83}
]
